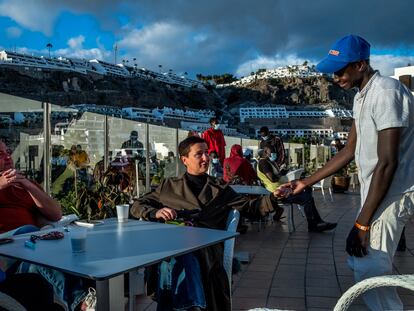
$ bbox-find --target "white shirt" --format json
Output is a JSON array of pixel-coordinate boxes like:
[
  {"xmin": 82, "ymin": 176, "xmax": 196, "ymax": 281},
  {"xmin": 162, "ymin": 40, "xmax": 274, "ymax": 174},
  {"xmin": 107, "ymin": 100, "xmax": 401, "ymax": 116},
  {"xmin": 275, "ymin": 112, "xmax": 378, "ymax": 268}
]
[{"xmin": 353, "ymin": 72, "xmax": 414, "ymax": 212}]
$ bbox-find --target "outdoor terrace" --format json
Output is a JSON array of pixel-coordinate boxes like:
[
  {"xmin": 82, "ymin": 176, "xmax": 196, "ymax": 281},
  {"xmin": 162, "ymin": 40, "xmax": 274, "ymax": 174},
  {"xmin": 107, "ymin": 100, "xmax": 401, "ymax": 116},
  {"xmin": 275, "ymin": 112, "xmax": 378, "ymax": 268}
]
[{"xmin": 136, "ymin": 189, "xmax": 414, "ymax": 311}]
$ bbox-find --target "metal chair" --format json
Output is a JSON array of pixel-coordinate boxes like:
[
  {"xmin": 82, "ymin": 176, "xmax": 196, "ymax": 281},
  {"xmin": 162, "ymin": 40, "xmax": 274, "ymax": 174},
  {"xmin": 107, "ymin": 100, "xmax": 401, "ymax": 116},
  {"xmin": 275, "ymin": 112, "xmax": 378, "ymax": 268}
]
[
  {"xmin": 312, "ymin": 175, "xmax": 334, "ymax": 202},
  {"xmin": 334, "ymin": 274, "xmax": 414, "ymax": 311}
]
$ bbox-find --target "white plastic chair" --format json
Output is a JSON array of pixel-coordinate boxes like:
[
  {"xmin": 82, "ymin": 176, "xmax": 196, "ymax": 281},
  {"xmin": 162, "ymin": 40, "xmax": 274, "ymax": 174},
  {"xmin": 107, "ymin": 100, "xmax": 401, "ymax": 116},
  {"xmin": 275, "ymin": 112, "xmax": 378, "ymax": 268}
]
[
  {"xmin": 285, "ymin": 168, "xmax": 304, "ymax": 182},
  {"xmin": 334, "ymin": 274, "xmax": 414, "ymax": 311},
  {"xmin": 223, "ymin": 209, "xmax": 240, "ymax": 287},
  {"xmin": 312, "ymin": 175, "xmax": 334, "ymax": 202},
  {"xmin": 223, "ymin": 209, "xmax": 240, "ymax": 311}
]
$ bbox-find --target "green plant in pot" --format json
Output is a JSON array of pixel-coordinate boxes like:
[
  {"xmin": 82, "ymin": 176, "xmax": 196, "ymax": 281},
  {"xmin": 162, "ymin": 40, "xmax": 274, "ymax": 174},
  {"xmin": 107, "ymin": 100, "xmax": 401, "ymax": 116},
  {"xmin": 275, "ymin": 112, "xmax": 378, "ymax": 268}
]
[
  {"xmin": 58, "ymin": 170, "xmax": 131, "ymax": 221},
  {"xmin": 331, "ymin": 161, "xmax": 357, "ymax": 193}
]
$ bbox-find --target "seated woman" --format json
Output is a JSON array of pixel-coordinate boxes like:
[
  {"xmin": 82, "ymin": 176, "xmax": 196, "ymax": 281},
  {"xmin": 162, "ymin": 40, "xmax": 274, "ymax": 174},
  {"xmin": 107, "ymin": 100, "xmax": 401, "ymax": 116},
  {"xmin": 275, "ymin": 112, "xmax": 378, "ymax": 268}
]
[
  {"xmin": 258, "ymin": 146, "xmax": 337, "ymax": 232},
  {"xmin": 0, "ymin": 141, "xmax": 88, "ymax": 310},
  {"xmin": 223, "ymin": 144, "xmax": 257, "ymax": 185},
  {"xmin": 130, "ymin": 136, "xmax": 282, "ymax": 311}
]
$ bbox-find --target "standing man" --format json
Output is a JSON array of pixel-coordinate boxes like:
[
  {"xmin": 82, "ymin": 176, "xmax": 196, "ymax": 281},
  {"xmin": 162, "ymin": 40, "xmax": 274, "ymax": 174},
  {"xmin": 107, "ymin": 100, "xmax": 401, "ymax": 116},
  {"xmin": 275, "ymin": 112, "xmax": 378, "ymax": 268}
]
[
  {"xmin": 286, "ymin": 35, "xmax": 414, "ymax": 310},
  {"xmin": 202, "ymin": 117, "xmax": 226, "ymax": 164},
  {"xmin": 258, "ymin": 126, "xmax": 285, "ymax": 167}
]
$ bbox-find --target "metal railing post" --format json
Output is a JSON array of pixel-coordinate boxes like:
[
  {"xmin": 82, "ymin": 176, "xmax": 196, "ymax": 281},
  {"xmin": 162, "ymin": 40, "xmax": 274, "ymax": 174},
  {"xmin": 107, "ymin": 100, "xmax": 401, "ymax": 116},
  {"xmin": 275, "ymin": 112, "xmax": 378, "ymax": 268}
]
[
  {"xmin": 104, "ymin": 115, "xmax": 109, "ymax": 171},
  {"xmin": 145, "ymin": 123, "xmax": 150, "ymax": 192},
  {"xmin": 43, "ymin": 102, "xmax": 51, "ymax": 195}
]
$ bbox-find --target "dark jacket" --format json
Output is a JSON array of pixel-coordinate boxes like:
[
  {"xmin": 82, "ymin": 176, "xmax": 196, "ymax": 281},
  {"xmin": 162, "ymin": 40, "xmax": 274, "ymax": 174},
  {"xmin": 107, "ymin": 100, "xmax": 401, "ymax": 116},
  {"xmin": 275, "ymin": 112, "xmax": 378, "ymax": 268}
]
[{"xmin": 130, "ymin": 173, "xmax": 276, "ymax": 310}]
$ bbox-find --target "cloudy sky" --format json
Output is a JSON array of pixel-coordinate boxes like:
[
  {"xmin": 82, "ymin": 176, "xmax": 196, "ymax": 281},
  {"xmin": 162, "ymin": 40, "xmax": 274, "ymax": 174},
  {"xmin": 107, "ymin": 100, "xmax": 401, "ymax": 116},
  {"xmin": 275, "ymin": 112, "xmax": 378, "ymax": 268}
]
[{"xmin": 1, "ymin": 0, "xmax": 414, "ymax": 77}]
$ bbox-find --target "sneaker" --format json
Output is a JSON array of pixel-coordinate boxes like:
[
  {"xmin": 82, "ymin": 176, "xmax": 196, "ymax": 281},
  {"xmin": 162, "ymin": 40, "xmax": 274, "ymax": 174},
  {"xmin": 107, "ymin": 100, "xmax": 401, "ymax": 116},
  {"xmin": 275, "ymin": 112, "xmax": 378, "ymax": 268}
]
[
  {"xmin": 308, "ymin": 221, "xmax": 337, "ymax": 232},
  {"xmin": 81, "ymin": 287, "xmax": 96, "ymax": 311}
]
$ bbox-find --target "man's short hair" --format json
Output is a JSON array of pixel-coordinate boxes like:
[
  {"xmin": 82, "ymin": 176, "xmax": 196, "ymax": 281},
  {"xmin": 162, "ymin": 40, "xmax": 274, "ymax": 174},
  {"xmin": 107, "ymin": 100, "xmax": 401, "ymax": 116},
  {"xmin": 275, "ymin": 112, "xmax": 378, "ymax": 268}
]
[
  {"xmin": 259, "ymin": 126, "xmax": 269, "ymax": 134},
  {"xmin": 178, "ymin": 136, "xmax": 207, "ymax": 157},
  {"xmin": 130, "ymin": 130, "xmax": 138, "ymax": 137},
  {"xmin": 209, "ymin": 117, "xmax": 218, "ymax": 125}
]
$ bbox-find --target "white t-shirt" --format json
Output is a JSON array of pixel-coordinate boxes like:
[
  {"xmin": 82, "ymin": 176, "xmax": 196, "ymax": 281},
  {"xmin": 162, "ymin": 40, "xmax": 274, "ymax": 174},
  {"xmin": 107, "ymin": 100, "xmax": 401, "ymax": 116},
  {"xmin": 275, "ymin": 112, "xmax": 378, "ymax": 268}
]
[{"xmin": 353, "ymin": 72, "xmax": 414, "ymax": 211}]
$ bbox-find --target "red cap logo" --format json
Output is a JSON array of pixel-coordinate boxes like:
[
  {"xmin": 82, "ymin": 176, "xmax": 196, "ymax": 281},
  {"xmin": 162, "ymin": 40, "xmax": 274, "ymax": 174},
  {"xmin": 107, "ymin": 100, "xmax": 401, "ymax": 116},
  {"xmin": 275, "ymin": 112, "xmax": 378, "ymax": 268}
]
[{"xmin": 329, "ymin": 49, "xmax": 340, "ymax": 56}]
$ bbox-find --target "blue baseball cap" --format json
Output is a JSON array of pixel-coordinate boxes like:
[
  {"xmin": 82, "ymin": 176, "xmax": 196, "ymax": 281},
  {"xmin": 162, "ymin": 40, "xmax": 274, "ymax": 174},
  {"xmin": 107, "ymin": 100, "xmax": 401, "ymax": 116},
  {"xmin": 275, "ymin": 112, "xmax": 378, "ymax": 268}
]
[{"xmin": 316, "ymin": 35, "xmax": 371, "ymax": 74}]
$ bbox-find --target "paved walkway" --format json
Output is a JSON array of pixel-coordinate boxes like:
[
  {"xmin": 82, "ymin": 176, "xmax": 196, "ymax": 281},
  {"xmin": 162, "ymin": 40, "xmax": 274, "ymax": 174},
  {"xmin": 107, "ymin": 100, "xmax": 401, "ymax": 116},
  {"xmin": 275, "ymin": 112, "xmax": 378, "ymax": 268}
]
[{"xmin": 136, "ymin": 189, "xmax": 414, "ymax": 311}]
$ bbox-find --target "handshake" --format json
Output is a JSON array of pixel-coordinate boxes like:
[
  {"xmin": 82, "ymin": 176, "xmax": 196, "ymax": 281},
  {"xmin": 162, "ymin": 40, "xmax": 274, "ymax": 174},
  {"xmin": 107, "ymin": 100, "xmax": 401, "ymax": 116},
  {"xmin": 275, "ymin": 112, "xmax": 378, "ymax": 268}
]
[{"xmin": 273, "ymin": 180, "xmax": 303, "ymax": 199}]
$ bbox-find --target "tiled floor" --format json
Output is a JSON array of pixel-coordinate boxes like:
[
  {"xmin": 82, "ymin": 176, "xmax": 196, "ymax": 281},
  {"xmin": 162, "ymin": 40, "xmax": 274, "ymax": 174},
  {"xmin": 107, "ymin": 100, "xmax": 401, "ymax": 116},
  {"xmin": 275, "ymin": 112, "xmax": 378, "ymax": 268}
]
[{"xmin": 135, "ymin": 189, "xmax": 414, "ymax": 311}]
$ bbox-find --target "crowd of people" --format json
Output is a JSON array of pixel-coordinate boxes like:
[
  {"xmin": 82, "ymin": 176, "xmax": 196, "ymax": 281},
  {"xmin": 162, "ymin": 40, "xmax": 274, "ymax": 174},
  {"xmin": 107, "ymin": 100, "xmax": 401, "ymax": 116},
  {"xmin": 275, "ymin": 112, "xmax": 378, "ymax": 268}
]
[{"xmin": 0, "ymin": 34, "xmax": 413, "ymax": 311}]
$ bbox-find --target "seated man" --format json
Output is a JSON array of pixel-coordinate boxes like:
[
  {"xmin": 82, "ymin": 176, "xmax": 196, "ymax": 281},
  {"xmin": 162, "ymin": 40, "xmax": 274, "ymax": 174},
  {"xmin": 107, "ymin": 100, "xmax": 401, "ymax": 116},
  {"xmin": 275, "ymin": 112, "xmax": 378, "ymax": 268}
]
[
  {"xmin": 258, "ymin": 146, "xmax": 337, "ymax": 232},
  {"xmin": 130, "ymin": 136, "xmax": 281, "ymax": 311}
]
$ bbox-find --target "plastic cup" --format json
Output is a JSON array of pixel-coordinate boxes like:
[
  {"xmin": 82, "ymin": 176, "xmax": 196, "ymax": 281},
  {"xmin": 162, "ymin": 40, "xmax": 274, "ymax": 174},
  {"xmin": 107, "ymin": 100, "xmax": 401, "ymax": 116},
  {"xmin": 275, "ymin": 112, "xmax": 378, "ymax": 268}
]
[
  {"xmin": 70, "ymin": 228, "xmax": 87, "ymax": 253},
  {"xmin": 116, "ymin": 204, "xmax": 130, "ymax": 223}
]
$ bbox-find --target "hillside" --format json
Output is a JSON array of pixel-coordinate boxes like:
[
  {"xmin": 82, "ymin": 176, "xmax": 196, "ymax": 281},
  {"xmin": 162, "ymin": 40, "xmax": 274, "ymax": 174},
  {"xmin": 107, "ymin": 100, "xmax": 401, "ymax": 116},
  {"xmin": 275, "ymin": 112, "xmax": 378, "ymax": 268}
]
[
  {"xmin": 0, "ymin": 67, "xmax": 221, "ymax": 111},
  {"xmin": 0, "ymin": 67, "xmax": 355, "ymax": 115},
  {"xmin": 218, "ymin": 76, "xmax": 355, "ymax": 109}
]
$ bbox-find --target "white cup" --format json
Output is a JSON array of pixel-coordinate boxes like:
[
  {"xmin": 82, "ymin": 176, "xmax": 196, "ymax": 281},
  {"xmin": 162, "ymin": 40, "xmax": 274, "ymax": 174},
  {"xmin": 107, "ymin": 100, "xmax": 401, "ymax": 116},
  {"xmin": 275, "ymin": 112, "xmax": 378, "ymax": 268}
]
[
  {"xmin": 116, "ymin": 204, "xmax": 130, "ymax": 223},
  {"xmin": 70, "ymin": 228, "xmax": 87, "ymax": 253}
]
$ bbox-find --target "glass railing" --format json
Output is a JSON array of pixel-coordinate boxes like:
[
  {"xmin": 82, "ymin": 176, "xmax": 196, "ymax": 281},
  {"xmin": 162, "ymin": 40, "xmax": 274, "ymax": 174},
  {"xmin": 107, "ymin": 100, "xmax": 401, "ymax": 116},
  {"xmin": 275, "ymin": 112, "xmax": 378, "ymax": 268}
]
[{"xmin": 0, "ymin": 92, "xmax": 335, "ymax": 218}]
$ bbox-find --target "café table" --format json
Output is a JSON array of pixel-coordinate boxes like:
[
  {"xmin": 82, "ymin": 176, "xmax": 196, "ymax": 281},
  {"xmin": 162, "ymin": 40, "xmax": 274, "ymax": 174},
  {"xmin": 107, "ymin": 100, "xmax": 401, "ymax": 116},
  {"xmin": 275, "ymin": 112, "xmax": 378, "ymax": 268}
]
[
  {"xmin": 230, "ymin": 184, "xmax": 271, "ymax": 195},
  {"xmin": 0, "ymin": 218, "xmax": 237, "ymax": 311}
]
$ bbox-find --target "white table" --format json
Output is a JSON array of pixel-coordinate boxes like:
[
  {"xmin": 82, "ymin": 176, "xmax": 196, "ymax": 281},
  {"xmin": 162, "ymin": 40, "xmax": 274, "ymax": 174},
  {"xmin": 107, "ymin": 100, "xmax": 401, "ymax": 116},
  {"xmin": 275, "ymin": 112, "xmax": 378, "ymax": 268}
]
[
  {"xmin": 230, "ymin": 185, "xmax": 271, "ymax": 195},
  {"xmin": 0, "ymin": 219, "xmax": 237, "ymax": 311}
]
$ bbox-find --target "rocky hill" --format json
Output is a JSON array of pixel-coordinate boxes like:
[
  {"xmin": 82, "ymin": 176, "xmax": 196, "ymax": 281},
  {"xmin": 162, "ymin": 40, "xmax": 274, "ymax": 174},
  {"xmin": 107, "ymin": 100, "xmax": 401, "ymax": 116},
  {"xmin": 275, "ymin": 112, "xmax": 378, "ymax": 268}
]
[
  {"xmin": 0, "ymin": 67, "xmax": 354, "ymax": 114},
  {"xmin": 0, "ymin": 67, "xmax": 221, "ymax": 111},
  {"xmin": 217, "ymin": 76, "xmax": 355, "ymax": 109}
]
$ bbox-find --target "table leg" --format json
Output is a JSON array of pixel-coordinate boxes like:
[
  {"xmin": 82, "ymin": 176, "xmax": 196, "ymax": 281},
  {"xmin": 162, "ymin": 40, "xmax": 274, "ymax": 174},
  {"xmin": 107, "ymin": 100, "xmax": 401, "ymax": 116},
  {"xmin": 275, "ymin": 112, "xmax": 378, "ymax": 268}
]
[{"xmin": 96, "ymin": 275, "xmax": 125, "ymax": 311}]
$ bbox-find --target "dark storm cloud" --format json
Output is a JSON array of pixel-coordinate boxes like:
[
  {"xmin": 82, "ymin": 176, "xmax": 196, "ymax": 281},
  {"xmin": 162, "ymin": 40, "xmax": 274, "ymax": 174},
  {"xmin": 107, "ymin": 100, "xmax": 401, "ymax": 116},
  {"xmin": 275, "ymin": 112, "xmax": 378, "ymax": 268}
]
[{"xmin": 3, "ymin": 0, "xmax": 414, "ymax": 74}]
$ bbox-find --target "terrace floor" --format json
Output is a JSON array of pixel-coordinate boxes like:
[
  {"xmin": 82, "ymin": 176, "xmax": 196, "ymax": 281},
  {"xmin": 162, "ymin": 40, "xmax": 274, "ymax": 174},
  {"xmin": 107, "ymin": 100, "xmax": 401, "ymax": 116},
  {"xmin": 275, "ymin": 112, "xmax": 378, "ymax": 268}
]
[{"xmin": 135, "ymin": 188, "xmax": 414, "ymax": 311}]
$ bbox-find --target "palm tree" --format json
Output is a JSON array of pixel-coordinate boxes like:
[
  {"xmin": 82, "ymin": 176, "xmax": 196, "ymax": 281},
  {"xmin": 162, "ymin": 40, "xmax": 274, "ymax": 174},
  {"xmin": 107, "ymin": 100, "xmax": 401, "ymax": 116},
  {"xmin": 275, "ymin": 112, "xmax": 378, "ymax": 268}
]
[{"xmin": 46, "ymin": 43, "xmax": 53, "ymax": 58}]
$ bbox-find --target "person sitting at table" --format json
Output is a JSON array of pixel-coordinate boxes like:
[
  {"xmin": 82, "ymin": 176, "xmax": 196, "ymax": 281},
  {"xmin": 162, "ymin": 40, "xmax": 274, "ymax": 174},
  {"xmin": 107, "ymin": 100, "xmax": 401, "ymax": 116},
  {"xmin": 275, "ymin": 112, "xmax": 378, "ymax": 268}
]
[
  {"xmin": 0, "ymin": 141, "xmax": 89, "ymax": 310},
  {"xmin": 223, "ymin": 144, "xmax": 257, "ymax": 185},
  {"xmin": 130, "ymin": 136, "xmax": 282, "ymax": 311},
  {"xmin": 257, "ymin": 146, "xmax": 337, "ymax": 232},
  {"xmin": 0, "ymin": 141, "xmax": 62, "ymax": 233},
  {"xmin": 207, "ymin": 151, "xmax": 223, "ymax": 178}
]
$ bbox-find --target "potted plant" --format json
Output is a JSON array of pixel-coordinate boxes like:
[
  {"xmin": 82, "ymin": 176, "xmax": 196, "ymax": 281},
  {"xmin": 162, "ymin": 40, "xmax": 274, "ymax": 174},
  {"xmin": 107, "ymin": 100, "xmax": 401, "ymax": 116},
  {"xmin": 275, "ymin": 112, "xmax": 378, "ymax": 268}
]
[
  {"xmin": 58, "ymin": 170, "xmax": 131, "ymax": 221},
  {"xmin": 331, "ymin": 161, "xmax": 356, "ymax": 193}
]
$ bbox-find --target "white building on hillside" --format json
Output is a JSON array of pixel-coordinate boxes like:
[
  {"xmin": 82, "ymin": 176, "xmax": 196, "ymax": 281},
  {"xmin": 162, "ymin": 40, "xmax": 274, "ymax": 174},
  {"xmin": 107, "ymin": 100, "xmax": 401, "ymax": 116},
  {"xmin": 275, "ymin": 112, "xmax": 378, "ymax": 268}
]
[
  {"xmin": 391, "ymin": 65, "xmax": 414, "ymax": 94},
  {"xmin": 240, "ymin": 106, "xmax": 352, "ymax": 122},
  {"xmin": 89, "ymin": 60, "xmax": 129, "ymax": 77},
  {"xmin": 256, "ymin": 127, "xmax": 334, "ymax": 139},
  {"xmin": 181, "ymin": 121, "xmax": 246, "ymax": 137},
  {"xmin": 218, "ymin": 64, "xmax": 323, "ymax": 88}
]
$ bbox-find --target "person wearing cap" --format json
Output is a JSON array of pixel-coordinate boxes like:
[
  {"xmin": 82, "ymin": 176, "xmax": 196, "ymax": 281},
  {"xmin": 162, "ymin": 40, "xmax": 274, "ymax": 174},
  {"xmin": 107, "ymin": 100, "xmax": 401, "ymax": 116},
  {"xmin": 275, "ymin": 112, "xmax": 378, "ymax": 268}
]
[
  {"xmin": 202, "ymin": 117, "xmax": 226, "ymax": 164},
  {"xmin": 284, "ymin": 34, "xmax": 414, "ymax": 310}
]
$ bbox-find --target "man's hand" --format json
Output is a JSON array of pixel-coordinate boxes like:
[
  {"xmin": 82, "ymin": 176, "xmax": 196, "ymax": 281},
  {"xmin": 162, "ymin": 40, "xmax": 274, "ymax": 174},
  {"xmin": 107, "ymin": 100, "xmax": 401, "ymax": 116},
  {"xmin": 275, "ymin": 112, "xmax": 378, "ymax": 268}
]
[
  {"xmin": 346, "ymin": 226, "xmax": 369, "ymax": 257},
  {"xmin": 290, "ymin": 179, "xmax": 308, "ymax": 195},
  {"xmin": 273, "ymin": 183, "xmax": 293, "ymax": 198},
  {"xmin": 155, "ymin": 207, "xmax": 177, "ymax": 221}
]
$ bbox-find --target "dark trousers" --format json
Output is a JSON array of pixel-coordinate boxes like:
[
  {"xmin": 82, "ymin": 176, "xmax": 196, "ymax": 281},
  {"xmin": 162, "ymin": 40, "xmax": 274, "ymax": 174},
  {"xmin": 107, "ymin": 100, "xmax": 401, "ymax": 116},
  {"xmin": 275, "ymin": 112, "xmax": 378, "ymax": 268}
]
[
  {"xmin": 282, "ymin": 187, "xmax": 323, "ymax": 226},
  {"xmin": 0, "ymin": 273, "xmax": 62, "ymax": 311}
]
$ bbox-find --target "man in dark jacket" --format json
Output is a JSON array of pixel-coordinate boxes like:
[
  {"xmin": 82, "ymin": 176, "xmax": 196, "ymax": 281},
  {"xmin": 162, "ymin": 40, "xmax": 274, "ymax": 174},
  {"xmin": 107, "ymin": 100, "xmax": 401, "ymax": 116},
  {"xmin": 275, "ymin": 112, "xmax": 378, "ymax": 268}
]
[{"xmin": 130, "ymin": 136, "xmax": 280, "ymax": 311}]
